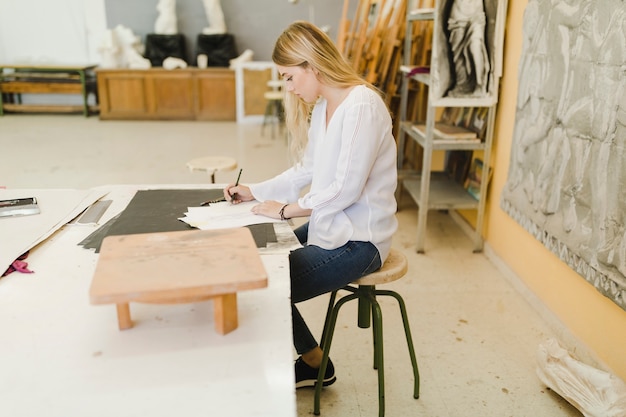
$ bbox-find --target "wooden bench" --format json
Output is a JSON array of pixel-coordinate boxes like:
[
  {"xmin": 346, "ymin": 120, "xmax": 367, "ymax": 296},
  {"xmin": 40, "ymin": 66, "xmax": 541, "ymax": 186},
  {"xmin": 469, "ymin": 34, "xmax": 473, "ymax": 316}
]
[{"xmin": 0, "ymin": 64, "xmax": 98, "ymax": 116}]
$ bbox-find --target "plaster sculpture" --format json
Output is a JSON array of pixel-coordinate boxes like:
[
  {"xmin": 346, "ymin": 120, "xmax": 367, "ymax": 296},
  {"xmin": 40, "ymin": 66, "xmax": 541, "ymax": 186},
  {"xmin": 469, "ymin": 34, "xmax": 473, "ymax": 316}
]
[
  {"xmin": 446, "ymin": 0, "xmax": 490, "ymax": 97},
  {"xmin": 163, "ymin": 56, "xmax": 188, "ymax": 70},
  {"xmin": 229, "ymin": 49, "xmax": 254, "ymax": 70},
  {"xmin": 202, "ymin": 0, "xmax": 227, "ymax": 35},
  {"xmin": 155, "ymin": 0, "xmax": 178, "ymax": 35},
  {"xmin": 197, "ymin": 54, "xmax": 208, "ymax": 68},
  {"xmin": 114, "ymin": 25, "xmax": 151, "ymax": 69},
  {"xmin": 97, "ymin": 29, "xmax": 121, "ymax": 69}
]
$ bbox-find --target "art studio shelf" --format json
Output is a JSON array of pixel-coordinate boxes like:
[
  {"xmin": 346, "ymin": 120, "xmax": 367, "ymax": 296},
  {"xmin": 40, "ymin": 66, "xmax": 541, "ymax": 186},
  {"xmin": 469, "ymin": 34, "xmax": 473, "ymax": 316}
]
[
  {"xmin": 402, "ymin": 172, "xmax": 479, "ymax": 211},
  {"xmin": 400, "ymin": 121, "xmax": 485, "ymax": 151},
  {"xmin": 396, "ymin": 0, "xmax": 508, "ymax": 253}
]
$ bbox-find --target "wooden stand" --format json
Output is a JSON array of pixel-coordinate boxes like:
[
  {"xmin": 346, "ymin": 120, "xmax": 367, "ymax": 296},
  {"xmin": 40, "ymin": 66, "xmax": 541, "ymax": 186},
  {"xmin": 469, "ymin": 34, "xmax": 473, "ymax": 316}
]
[
  {"xmin": 0, "ymin": 64, "xmax": 97, "ymax": 116},
  {"xmin": 89, "ymin": 228, "xmax": 267, "ymax": 335}
]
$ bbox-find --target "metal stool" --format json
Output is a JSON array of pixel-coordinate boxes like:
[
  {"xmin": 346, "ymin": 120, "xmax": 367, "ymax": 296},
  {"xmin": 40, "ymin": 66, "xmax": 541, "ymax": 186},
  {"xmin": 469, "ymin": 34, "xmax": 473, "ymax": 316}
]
[
  {"xmin": 186, "ymin": 156, "xmax": 238, "ymax": 183},
  {"xmin": 314, "ymin": 248, "xmax": 420, "ymax": 417},
  {"xmin": 261, "ymin": 80, "xmax": 285, "ymax": 139}
]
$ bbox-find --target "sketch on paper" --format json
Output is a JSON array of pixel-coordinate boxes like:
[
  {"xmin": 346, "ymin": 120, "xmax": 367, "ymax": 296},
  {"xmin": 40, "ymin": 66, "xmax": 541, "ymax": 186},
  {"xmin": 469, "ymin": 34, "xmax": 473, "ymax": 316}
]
[{"xmin": 501, "ymin": 0, "xmax": 626, "ymax": 310}]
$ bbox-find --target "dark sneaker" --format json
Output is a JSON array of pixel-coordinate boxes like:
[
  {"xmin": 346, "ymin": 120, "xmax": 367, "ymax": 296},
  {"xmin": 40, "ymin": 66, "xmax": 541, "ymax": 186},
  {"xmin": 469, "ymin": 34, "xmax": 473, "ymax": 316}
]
[{"xmin": 295, "ymin": 356, "xmax": 337, "ymax": 389}]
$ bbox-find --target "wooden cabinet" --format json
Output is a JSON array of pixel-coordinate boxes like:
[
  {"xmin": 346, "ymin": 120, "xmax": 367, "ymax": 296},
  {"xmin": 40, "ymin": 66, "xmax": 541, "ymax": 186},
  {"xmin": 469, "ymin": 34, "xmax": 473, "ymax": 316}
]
[
  {"xmin": 97, "ymin": 68, "xmax": 235, "ymax": 121},
  {"xmin": 195, "ymin": 70, "xmax": 236, "ymax": 120}
]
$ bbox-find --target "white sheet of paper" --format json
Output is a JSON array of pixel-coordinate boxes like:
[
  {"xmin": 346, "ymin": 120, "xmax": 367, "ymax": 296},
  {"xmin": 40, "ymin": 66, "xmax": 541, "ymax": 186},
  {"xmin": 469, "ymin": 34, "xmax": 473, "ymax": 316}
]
[
  {"xmin": 0, "ymin": 188, "xmax": 108, "ymax": 275},
  {"xmin": 180, "ymin": 200, "xmax": 283, "ymax": 230}
]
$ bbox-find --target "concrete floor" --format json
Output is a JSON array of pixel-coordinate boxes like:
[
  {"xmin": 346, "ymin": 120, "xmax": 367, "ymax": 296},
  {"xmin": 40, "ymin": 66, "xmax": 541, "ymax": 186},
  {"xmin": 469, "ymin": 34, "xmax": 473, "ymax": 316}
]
[{"xmin": 1, "ymin": 115, "xmax": 584, "ymax": 417}]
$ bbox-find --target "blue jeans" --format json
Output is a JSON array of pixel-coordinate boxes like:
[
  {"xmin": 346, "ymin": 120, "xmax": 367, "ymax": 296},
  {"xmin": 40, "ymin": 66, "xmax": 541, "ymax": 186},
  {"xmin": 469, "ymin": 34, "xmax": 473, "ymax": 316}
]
[{"xmin": 290, "ymin": 222, "xmax": 382, "ymax": 355}]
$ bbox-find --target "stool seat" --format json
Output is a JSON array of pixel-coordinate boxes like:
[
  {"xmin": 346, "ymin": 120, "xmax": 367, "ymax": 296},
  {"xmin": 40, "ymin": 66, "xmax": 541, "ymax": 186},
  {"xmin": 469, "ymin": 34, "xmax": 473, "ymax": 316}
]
[
  {"xmin": 262, "ymin": 89, "xmax": 285, "ymax": 140},
  {"xmin": 264, "ymin": 91, "xmax": 283, "ymax": 101},
  {"xmin": 186, "ymin": 156, "xmax": 238, "ymax": 183},
  {"xmin": 267, "ymin": 80, "xmax": 284, "ymax": 89},
  {"xmin": 353, "ymin": 249, "xmax": 408, "ymax": 286},
  {"xmin": 314, "ymin": 248, "xmax": 420, "ymax": 416}
]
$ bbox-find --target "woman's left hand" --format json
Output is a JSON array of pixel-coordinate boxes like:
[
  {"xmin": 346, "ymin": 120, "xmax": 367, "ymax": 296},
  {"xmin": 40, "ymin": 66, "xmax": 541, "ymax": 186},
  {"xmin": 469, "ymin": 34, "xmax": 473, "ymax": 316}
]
[{"xmin": 251, "ymin": 200, "xmax": 284, "ymax": 219}]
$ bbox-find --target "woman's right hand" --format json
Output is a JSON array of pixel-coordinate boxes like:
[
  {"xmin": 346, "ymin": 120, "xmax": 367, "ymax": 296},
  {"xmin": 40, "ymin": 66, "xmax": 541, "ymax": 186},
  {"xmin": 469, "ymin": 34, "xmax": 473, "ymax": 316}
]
[{"xmin": 223, "ymin": 184, "xmax": 254, "ymax": 204}]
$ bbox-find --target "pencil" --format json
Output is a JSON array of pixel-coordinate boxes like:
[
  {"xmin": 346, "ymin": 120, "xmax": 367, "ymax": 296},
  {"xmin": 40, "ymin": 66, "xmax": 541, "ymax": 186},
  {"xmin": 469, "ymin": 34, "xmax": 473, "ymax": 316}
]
[{"xmin": 231, "ymin": 168, "xmax": 242, "ymax": 201}]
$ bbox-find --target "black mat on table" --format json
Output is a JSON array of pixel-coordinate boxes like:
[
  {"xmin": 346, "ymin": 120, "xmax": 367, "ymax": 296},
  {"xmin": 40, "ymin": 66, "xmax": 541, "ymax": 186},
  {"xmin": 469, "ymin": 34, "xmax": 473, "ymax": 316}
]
[{"xmin": 79, "ymin": 189, "xmax": 276, "ymax": 252}]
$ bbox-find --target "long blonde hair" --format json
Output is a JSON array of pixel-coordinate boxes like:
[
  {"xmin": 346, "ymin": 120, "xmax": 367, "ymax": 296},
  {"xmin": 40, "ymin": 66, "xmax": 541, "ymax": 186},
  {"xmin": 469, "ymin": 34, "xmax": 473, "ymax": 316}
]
[{"xmin": 272, "ymin": 21, "xmax": 378, "ymax": 162}]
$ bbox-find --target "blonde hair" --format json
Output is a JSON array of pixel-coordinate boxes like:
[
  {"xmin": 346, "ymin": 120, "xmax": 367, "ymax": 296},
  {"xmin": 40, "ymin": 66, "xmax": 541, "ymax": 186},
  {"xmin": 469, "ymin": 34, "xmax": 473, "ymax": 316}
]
[{"xmin": 272, "ymin": 21, "xmax": 378, "ymax": 162}]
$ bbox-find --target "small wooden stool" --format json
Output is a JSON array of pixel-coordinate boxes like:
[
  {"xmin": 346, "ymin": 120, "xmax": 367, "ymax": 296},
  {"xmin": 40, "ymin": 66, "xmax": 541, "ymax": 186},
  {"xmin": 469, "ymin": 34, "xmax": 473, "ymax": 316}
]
[
  {"xmin": 314, "ymin": 248, "xmax": 420, "ymax": 417},
  {"xmin": 261, "ymin": 90, "xmax": 285, "ymax": 139},
  {"xmin": 89, "ymin": 228, "xmax": 267, "ymax": 335},
  {"xmin": 186, "ymin": 156, "xmax": 238, "ymax": 183}
]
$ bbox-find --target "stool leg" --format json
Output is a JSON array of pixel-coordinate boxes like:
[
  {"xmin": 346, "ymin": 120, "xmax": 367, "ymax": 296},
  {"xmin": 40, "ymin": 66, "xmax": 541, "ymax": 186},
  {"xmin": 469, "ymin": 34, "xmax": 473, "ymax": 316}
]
[
  {"xmin": 271, "ymin": 101, "xmax": 277, "ymax": 139},
  {"xmin": 376, "ymin": 289, "xmax": 420, "ymax": 399},
  {"xmin": 370, "ymin": 296, "xmax": 385, "ymax": 417},
  {"xmin": 319, "ymin": 290, "xmax": 339, "ymax": 349},
  {"xmin": 261, "ymin": 100, "xmax": 272, "ymax": 137},
  {"xmin": 358, "ymin": 286, "xmax": 373, "ymax": 328},
  {"xmin": 356, "ymin": 286, "xmax": 379, "ymax": 370},
  {"xmin": 314, "ymin": 292, "xmax": 359, "ymax": 416},
  {"xmin": 277, "ymin": 100, "xmax": 285, "ymax": 135},
  {"xmin": 116, "ymin": 303, "xmax": 133, "ymax": 330}
]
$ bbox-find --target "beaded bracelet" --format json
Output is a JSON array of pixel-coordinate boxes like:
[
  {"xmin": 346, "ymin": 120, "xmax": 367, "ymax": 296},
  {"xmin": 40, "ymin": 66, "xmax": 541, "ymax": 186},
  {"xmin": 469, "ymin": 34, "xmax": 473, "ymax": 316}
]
[{"xmin": 279, "ymin": 204, "xmax": 290, "ymax": 221}]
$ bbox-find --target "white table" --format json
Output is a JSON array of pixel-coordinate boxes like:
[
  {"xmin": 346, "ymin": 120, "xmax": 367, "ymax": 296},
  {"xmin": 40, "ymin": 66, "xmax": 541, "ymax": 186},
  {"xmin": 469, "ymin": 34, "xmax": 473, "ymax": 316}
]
[{"xmin": 0, "ymin": 185, "xmax": 297, "ymax": 417}]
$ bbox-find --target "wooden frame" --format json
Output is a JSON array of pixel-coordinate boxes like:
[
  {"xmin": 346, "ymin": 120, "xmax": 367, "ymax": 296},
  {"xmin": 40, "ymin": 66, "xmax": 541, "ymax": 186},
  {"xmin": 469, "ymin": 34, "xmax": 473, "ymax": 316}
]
[{"xmin": 235, "ymin": 61, "xmax": 278, "ymax": 124}]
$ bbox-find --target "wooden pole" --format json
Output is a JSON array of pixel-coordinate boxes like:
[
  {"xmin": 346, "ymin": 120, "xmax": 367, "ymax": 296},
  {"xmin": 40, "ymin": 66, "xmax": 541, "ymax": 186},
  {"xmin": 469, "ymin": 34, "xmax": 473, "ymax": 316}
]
[{"xmin": 336, "ymin": 0, "xmax": 351, "ymax": 53}]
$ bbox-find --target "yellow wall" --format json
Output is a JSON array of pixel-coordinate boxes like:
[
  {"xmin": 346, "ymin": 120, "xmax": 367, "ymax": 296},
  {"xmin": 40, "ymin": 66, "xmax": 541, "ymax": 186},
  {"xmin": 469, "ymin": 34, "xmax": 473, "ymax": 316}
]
[{"xmin": 485, "ymin": 0, "xmax": 626, "ymax": 379}]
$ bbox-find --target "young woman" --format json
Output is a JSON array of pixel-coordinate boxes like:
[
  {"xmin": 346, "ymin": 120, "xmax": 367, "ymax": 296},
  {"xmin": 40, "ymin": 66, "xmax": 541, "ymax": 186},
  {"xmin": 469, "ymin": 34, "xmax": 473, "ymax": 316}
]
[{"xmin": 223, "ymin": 21, "xmax": 398, "ymax": 388}]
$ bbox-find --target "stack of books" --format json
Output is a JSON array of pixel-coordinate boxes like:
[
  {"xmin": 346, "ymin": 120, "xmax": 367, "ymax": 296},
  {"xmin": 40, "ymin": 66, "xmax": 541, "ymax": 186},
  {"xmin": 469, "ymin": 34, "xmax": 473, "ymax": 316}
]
[{"xmin": 411, "ymin": 123, "xmax": 480, "ymax": 143}]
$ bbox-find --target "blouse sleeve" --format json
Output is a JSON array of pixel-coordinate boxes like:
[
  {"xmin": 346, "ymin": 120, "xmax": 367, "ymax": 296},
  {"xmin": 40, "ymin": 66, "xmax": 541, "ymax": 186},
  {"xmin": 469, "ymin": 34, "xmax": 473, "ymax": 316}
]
[{"xmin": 249, "ymin": 134, "xmax": 315, "ymax": 203}]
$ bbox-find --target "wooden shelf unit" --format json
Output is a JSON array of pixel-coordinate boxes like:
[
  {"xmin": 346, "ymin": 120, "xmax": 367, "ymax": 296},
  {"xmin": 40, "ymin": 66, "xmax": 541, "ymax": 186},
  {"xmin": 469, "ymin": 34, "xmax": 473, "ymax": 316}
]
[{"xmin": 396, "ymin": 0, "xmax": 507, "ymax": 253}]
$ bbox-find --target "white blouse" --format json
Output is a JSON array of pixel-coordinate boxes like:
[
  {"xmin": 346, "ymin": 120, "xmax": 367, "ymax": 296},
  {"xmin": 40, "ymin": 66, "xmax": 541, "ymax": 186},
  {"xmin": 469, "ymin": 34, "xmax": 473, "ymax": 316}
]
[{"xmin": 250, "ymin": 85, "xmax": 398, "ymax": 262}]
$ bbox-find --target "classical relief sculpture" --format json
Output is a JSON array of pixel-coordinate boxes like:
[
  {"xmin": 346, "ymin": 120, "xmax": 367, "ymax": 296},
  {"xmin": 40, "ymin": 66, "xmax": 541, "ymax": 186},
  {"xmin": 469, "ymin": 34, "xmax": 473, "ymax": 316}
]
[
  {"xmin": 502, "ymin": 0, "xmax": 626, "ymax": 311},
  {"xmin": 155, "ymin": 0, "xmax": 178, "ymax": 35},
  {"xmin": 202, "ymin": 0, "xmax": 227, "ymax": 35},
  {"xmin": 446, "ymin": 0, "xmax": 490, "ymax": 97}
]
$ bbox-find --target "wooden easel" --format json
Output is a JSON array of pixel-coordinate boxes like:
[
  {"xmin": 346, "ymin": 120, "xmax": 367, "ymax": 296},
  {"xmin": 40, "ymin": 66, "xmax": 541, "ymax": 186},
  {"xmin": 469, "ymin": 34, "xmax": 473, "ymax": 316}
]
[{"xmin": 336, "ymin": 0, "xmax": 434, "ymax": 118}]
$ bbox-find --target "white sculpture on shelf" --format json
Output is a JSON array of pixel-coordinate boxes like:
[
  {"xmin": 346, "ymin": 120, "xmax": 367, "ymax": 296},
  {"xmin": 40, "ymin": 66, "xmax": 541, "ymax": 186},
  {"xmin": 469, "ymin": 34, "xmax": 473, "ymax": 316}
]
[
  {"xmin": 197, "ymin": 54, "xmax": 208, "ymax": 68},
  {"xmin": 202, "ymin": 0, "xmax": 227, "ymax": 35},
  {"xmin": 99, "ymin": 25, "xmax": 151, "ymax": 69},
  {"xmin": 155, "ymin": 0, "xmax": 178, "ymax": 35},
  {"xmin": 115, "ymin": 25, "xmax": 151, "ymax": 69},
  {"xmin": 163, "ymin": 56, "xmax": 188, "ymax": 70},
  {"xmin": 97, "ymin": 29, "xmax": 121, "ymax": 69},
  {"xmin": 229, "ymin": 49, "xmax": 254, "ymax": 70}
]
